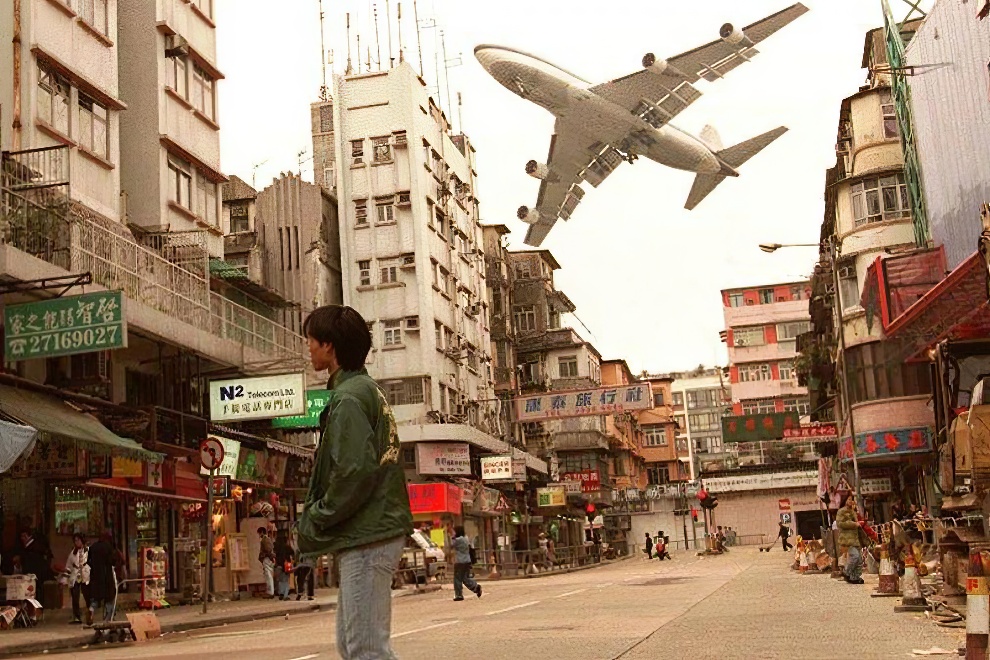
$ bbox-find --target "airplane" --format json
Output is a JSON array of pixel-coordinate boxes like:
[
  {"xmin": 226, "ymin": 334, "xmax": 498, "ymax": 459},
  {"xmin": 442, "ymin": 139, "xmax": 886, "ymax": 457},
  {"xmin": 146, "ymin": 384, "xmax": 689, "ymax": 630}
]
[{"xmin": 474, "ymin": 3, "xmax": 809, "ymax": 247}]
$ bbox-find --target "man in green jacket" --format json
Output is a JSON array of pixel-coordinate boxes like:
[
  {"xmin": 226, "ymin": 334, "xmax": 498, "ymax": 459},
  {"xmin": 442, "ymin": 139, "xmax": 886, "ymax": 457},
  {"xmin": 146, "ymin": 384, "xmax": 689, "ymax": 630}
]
[
  {"xmin": 836, "ymin": 492, "xmax": 864, "ymax": 584},
  {"xmin": 297, "ymin": 305, "xmax": 413, "ymax": 659}
]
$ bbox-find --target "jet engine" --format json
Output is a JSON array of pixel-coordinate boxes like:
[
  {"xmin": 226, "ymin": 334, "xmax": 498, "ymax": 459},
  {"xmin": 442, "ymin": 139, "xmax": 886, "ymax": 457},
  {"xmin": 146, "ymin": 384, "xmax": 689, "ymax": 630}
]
[
  {"xmin": 516, "ymin": 206, "xmax": 540, "ymax": 225},
  {"xmin": 525, "ymin": 160, "xmax": 551, "ymax": 180},
  {"xmin": 641, "ymin": 53, "xmax": 687, "ymax": 79},
  {"xmin": 719, "ymin": 23, "xmax": 753, "ymax": 48}
]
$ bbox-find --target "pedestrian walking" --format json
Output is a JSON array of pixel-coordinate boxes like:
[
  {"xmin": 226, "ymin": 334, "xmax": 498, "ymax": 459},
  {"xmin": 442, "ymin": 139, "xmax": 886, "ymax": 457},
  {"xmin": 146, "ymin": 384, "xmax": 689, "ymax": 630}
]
[
  {"xmin": 274, "ymin": 532, "xmax": 294, "ymax": 600},
  {"xmin": 64, "ymin": 533, "xmax": 90, "ymax": 624},
  {"xmin": 450, "ymin": 526, "xmax": 482, "ymax": 601},
  {"xmin": 644, "ymin": 533, "xmax": 653, "ymax": 560},
  {"xmin": 297, "ymin": 305, "xmax": 413, "ymax": 660},
  {"xmin": 258, "ymin": 527, "xmax": 276, "ymax": 598},
  {"xmin": 86, "ymin": 532, "xmax": 119, "ymax": 625},
  {"xmin": 837, "ymin": 492, "xmax": 864, "ymax": 584},
  {"xmin": 778, "ymin": 522, "xmax": 793, "ymax": 552}
]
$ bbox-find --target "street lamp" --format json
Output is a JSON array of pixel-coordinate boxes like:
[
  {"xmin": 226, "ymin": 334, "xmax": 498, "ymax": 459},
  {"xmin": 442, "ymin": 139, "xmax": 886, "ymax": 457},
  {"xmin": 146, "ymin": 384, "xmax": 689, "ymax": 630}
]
[{"xmin": 759, "ymin": 240, "xmax": 863, "ymax": 507}]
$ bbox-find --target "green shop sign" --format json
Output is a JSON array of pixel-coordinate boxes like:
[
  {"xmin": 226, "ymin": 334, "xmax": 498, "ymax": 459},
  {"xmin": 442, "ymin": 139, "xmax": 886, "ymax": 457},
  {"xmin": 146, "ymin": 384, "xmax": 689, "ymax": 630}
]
[
  {"xmin": 3, "ymin": 291, "xmax": 126, "ymax": 361},
  {"xmin": 721, "ymin": 412, "xmax": 801, "ymax": 443},
  {"xmin": 271, "ymin": 389, "xmax": 331, "ymax": 429}
]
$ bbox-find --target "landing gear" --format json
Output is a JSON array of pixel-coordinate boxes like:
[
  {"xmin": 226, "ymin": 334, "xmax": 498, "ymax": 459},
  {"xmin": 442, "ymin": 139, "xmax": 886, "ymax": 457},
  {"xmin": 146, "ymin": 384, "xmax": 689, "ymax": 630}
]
[{"xmin": 623, "ymin": 152, "xmax": 638, "ymax": 164}]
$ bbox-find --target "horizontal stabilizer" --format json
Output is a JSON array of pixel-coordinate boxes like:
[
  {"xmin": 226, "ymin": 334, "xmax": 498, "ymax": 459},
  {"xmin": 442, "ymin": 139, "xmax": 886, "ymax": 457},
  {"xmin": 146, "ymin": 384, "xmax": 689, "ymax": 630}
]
[{"xmin": 684, "ymin": 126, "xmax": 788, "ymax": 210}]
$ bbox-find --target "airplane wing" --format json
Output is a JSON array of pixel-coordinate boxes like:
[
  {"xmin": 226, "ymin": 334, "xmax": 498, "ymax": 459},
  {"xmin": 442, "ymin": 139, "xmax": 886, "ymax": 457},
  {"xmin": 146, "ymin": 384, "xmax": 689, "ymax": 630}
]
[
  {"xmin": 589, "ymin": 3, "xmax": 808, "ymax": 123},
  {"xmin": 523, "ymin": 119, "xmax": 625, "ymax": 247}
]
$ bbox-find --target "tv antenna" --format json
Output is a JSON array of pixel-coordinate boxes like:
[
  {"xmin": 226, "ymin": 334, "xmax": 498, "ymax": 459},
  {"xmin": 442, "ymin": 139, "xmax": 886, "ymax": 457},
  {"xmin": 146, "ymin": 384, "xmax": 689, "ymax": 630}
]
[{"xmin": 251, "ymin": 158, "xmax": 269, "ymax": 188}]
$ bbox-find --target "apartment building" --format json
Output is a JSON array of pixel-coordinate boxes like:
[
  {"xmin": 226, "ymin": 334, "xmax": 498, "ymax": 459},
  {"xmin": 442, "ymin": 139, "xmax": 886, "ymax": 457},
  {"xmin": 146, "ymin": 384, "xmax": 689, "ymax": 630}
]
[
  {"xmin": 482, "ymin": 223, "xmax": 516, "ymax": 395},
  {"xmin": 668, "ymin": 368, "xmax": 731, "ymax": 478},
  {"xmin": 635, "ymin": 376, "xmax": 683, "ymax": 485},
  {"xmin": 600, "ymin": 360, "xmax": 647, "ymax": 492},
  {"xmin": 319, "ymin": 62, "xmax": 544, "ymax": 481},
  {"xmin": 118, "ymin": 0, "xmax": 225, "ymax": 258}
]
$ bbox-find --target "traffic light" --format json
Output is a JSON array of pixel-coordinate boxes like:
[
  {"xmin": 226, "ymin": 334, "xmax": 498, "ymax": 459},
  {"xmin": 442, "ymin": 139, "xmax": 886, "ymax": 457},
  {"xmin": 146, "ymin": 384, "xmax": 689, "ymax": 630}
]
[
  {"xmin": 586, "ymin": 502, "xmax": 596, "ymax": 524},
  {"xmin": 698, "ymin": 490, "xmax": 719, "ymax": 510}
]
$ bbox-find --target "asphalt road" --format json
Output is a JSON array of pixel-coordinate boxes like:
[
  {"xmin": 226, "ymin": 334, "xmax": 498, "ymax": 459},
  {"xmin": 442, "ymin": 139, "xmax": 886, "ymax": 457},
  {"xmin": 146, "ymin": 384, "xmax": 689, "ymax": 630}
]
[{"xmin": 22, "ymin": 547, "xmax": 964, "ymax": 660}]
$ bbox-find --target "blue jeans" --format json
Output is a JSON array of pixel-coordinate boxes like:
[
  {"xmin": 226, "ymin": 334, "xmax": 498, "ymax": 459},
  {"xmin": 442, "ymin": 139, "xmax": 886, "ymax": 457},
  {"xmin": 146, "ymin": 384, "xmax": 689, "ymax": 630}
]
[
  {"xmin": 453, "ymin": 563, "xmax": 479, "ymax": 599},
  {"xmin": 845, "ymin": 546, "xmax": 863, "ymax": 581},
  {"xmin": 276, "ymin": 566, "xmax": 291, "ymax": 599},
  {"xmin": 336, "ymin": 536, "xmax": 405, "ymax": 660}
]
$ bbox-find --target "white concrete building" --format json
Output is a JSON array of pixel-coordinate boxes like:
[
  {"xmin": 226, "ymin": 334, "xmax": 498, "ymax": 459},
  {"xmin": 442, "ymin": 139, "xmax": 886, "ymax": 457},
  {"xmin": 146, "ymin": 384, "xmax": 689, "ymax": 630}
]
[
  {"xmin": 118, "ymin": 0, "xmax": 225, "ymax": 257},
  {"xmin": 670, "ymin": 370, "xmax": 731, "ymax": 479},
  {"xmin": 320, "ymin": 62, "xmax": 543, "ymax": 472}
]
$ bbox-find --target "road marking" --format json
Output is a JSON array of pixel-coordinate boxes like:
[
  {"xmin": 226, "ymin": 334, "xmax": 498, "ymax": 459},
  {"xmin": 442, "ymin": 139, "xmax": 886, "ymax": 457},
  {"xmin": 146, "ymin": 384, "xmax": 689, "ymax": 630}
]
[
  {"xmin": 554, "ymin": 588, "xmax": 588, "ymax": 598},
  {"xmin": 391, "ymin": 620, "xmax": 461, "ymax": 639},
  {"xmin": 288, "ymin": 655, "xmax": 320, "ymax": 660},
  {"xmin": 598, "ymin": 582, "xmax": 614, "ymax": 588},
  {"xmin": 485, "ymin": 601, "xmax": 539, "ymax": 616}
]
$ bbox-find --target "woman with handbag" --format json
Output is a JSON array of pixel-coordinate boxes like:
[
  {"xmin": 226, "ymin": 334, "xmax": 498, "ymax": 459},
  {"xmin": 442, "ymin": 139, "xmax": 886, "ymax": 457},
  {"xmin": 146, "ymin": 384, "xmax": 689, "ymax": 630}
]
[{"xmin": 274, "ymin": 532, "xmax": 294, "ymax": 601}]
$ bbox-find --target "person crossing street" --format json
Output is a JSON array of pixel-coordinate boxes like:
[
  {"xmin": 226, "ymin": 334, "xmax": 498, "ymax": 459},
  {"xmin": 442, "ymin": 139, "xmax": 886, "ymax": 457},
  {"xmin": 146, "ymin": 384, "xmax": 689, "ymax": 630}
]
[{"xmin": 450, "ymin": 526, "xmax": 482, "ymax": 601}]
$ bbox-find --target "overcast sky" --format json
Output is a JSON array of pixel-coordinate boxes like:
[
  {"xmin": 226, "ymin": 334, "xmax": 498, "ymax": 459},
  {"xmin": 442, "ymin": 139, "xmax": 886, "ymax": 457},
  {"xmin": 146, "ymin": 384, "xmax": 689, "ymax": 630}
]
[{"xmin": 216, "ymin": 0, "xmax": 898, "ymax": 374}]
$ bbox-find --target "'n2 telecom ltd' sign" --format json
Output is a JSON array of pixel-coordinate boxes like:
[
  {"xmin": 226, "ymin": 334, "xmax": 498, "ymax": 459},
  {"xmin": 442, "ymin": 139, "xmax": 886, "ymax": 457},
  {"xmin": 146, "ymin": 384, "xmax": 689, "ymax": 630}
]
[
  {"xmin": 514, "ymin": 383, "xmax": 652, "ymax": 422},
  {"xmin": 209, "ymin": 373, "xmax": 306, "ymax": 422},
  {"xmin": 4, "ymin": 291, "xmax": 126, "ymax": 361}
]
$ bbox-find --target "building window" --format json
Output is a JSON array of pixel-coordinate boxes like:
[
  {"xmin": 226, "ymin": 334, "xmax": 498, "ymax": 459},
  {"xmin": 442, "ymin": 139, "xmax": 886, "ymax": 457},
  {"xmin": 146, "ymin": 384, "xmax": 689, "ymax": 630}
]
[
  {"xmin": 783, "ymin": 397, "xmax": 810, "ymax": 414},
  {"xmin": 496, "ymin": 341, "xmax": 508, "ymax": 369},
  {"xmin": 674, "ymin": 414, "xmax": 686, "ymax": 431},
  {"xmin": 643, "ymin": 426, "xmax": 668, "ymax": 447},
  {"xmin": 79, "ymin": 0, "xmax": 109, "ymax": 35},
  {"xmin": 738, "ymin": 363, "xmax": 772, "ymax": 382},
  {"xmin": 376, "ymin": 201, "xmax": 395, "ymax": 225},
  {"xmin": 192, "ymin": 65, "xmax": 215, "ymax": 120},
  {"xmin": 435, "ymin": 209, "xmax": 447, "ymax": 239},
  {"xmin": 383, "ymin": 320, "xmax": 402, "ymax": 346},
  {"xmin": 779, "ymin": 361, "xmax": 796, "ymax": 381},
  {"xmin": 193, "ymin": 0, "xmax": 213, "ymax": 19},
  {"xmin": 777, "ymin": 321, "xmax": 810, "ymax": 345},
  {"xmin": 791, "ymin": 286, "xmax": 807, "ymax": 301},
  {"xmin": 688, "ymin": 412, "xmax": 721, "ymax": 432},
  {"xmin": 728, "ymin": 292, "xmax": 745, "ymax": 307},
  {"xmin": 653, "ymin": 390, "xmax": 664, "ymax": 407},
  {"xmin": 839, "ymin": 265, "xmax": 859, "ymax": 311},
  {"xmin": 372, "ymin": 136, "xmax": 392, "ymax": 162},
  {"xmin": 741, "ymin": 398, "xmax": 776, "ymax": 414},
  {"xmin": 846, "ymin": 341, "xmax": 932, "ymax": 405},
  {"xmin": 167, "ymin": 52, "xmax": 188, "ymax": 99},
  {"xmin": 358, "ymin": 260, "xmax": 371, "ymax": 286},
  {"xmin": 77, "ymin": 93, "xmax": 108, "ymax": 159},
  {"xmin": 558, "ymin": 356, "xmax": 578, "ymax": 378},
  {"xmin": 732, "ymin": 326, "xmax": 766, "ymax": 347},
  {"xmin": 380, "ymin": 259, "xmax": 398, "ymax": 284},
  {"xmin": 383, "ymin": 378, "xmax": 425, "ymax": 405},
  {"xmin": 647, "ymin": 466, "xmax": 670, "ymax": 486},
  {"xmin": 514, "ymin": 261, "xmax": 533, "ymax": 279},
  {"xmin": 38, "ymin": 64, "xmax": 70, "ymax": 135},
  {"xmin": 852, "ymin": 174, "xmax": 909, "ymax": 227},
  {"xmin": 167, "ymin": 157, "xmax": 192, "ymax": 209},
  {"xmin": 196, "ymin": 175, "xmax": 217, "ymax": 226},
  {"xmin": 229, "ymin": 202, "xmax": 249, "ymax": 233},
  {"xmin": 354, "ymin": 200, "xmax": 368, "ymax": 226},
  {"xmin": 880, "ymin": 88, "xmax": 898, "ymax": 139},
  {"xmin": 672, "ymin": 391, "xmax": 683, "ymax": 406},
  {"xmin": 443, "ymin": 328, "xmax": 455, "ymax": 353},
  {"xmin": 492, "ymin": 290, "xmax": 503, "ymax": 315},
  {"xmin": 758, "ymin": 288, "xmax": 775, "ymax": 304},
  {"xmin": 435, "ymin": 321, "xmax": 444, "ymax": 349},
  {"xmin": 351, "ymin": 139, "xmax": 364, "ymax": 160},
  {"xmin": 513, "ymin": 305, "xmax": 537, "ymax": 332}
]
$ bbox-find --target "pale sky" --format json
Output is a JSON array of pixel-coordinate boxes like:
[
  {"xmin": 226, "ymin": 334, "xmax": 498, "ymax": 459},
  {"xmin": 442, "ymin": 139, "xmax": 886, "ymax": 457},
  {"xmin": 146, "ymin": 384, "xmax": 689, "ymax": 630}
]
[{"xmin": 216, "ymin": 0, "xmax": 894, "ymax": 374}]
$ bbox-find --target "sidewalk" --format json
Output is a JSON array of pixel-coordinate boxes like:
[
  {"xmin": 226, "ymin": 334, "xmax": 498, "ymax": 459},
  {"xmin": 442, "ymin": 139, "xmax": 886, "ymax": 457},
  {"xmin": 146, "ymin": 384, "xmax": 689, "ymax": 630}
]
[{"xmin": 0, "ymin": 586, "xmax": 436, "ymax": 657}]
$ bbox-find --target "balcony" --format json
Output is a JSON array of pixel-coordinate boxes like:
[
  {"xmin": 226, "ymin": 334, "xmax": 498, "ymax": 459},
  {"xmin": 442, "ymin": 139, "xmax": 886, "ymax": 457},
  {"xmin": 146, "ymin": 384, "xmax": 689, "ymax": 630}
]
[
  {"xmin": 552, "ymin": 431, "xmax": 610, "ymax": 452},
  {"xmin": 1, "ymin": 148, "xmax": 304, "ymax": 366}
]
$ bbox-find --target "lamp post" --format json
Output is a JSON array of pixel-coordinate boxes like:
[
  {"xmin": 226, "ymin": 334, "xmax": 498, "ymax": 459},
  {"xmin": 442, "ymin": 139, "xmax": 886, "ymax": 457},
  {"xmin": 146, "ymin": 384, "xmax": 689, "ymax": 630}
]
[{"xmin": 759, "ymin": 241, "xmax": 863, "ymax": 506}]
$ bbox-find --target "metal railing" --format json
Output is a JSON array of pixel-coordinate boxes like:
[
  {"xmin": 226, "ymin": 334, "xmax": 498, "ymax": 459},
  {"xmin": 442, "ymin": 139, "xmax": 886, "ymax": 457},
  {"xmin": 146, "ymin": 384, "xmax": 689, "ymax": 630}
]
[
  {"xmin": 2, "ymin": 145, "xmax": 70, "ymax": 192},
  {"xmin": 1, "ymin": 187, "xmax": 304, "ymax": 359}
]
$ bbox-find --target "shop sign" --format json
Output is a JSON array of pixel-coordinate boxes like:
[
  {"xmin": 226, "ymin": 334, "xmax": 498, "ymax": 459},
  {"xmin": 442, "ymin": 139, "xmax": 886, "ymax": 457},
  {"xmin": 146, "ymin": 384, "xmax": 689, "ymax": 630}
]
[
  {"xmin": 515, "ymin": 383, "xmax": 651, "ymax": 422},
  {"xmin": 562, "ymin": 481, "xmax": 582, "ymax": 495},
  {"xmin": 562, "ymin": 470, "xmax": 601, "ymax": 493},
  {"xmin": 200, "ymin": 436, "xmax": 240, "ymax": 478},
  {"xmin": 481, "ymin": 455, "xmax": 513, "ymax": 481},
  {"xmin": 3, "ymin": 291, "xmax": 126, "ymax": 361},
  {"xmin": 282, "ymin": 453, "xmax": 314, "ymax": 489},
  {"xmin": 209, "ymin": 373, "xmax": 305, "ymax": 422},
  {"xmin": 479, "ymin": 487, "xmax": 502, "ymax": 512},
  {"xmin": 703, "ymin": 469, "xmax": 818, "ymax": 493},
  {"xmin": 87, "ymin": 452, "xmax": 111, "ymax": 479},
  {"xmin": 263, "ymin": 452, "xmax": 288, "ymax": 487},
  {"xmin": 537, "ymin": 485, "xmax": 567, "ymax": 508},
  {"xmin": 271, "ymin": 389, "xmax": 332, "ymax": 429},
  {"xmin": 778, "ymin": 498, "xmax": 791, "ymax": 511},
  {"xmin": 146, "ymin": 461, "xmax": 164, "ymax": 489},
  {"xmin": 415, "ymin": 442, "xmax": 472, "ymax": 476},
  {"xmin": 236, "ymin": 447, "xmax": 268, "ymax": 484},
  {"xmin": 860, "ymin": 477, "xmax": 893, "ymax": 495},
  {"xmin": 782, "ymin": 424, "xmax": 838, "ymax": 441},
  {"xmin": 112, "ymin": 456, "xmax": 143, "ymax": 479},
  {"xmin": 407, "ymin": 482, "xmax": 462, "ymax": 515},
  {"xmin": 645, "ymin": 485, "xmax": 664, "ymax": 500},
  {"xmin": 206, "ymin": 475, "xmax": 230, "ymax": 499},
  {"xmin": 838, "ymin": 427, "xmax": 934, "ymax": 460},
  {"xmin": 722, "ymin": 412, "xmax": 801, "ymax": 443},
  {"xmin": 12, "ymin": 438, "xmax": 80, "ymax": 479},
  {"xmin": 626, "ymin": 488, "xmax": 641, "ymax": 501}
]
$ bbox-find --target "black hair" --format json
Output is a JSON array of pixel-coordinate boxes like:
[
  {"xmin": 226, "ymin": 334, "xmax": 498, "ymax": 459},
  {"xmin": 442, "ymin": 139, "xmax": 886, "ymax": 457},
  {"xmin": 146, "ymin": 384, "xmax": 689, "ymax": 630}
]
[
  {"xmin": 303, "ymin": 305, "xmax": 372, "ymax": 371},
  {"xmin": 257, "ymin": 527, "xmax": 268, "ymax": 536},
  {"xmin": 454, "ymin": 525, "xmax": 465, "ymax": 537},
  {"xmin": 841, "ymin": 492, "xmax": 855, "ymax": 508},
  {"xmin": 72, "ymin": 533, "xmax": 86, "ymax": 544}
]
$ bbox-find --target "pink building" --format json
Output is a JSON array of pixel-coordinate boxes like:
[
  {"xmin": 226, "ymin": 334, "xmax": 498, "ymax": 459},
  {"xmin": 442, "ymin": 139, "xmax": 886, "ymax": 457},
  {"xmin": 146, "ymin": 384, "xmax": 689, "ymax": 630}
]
[{"xmin": 721, "ymin": 281, "xmax": 812, "ymax": 417}]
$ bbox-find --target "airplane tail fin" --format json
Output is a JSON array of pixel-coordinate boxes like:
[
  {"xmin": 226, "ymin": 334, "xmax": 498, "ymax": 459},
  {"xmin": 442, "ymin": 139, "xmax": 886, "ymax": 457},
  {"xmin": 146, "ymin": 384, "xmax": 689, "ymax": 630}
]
[{"xmin": 684, "ymin": 126, "xmax": 789, "ymax": 210}]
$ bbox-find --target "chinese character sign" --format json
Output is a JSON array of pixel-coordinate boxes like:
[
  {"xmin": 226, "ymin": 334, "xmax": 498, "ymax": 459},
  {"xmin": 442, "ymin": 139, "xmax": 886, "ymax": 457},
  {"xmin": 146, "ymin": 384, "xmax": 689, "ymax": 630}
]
[
  {"xmin": 415, "ymin": 443, "xmax": 472, "ymax": 476},
  {"xmin": 271, "ymin": 390, "xmax": 332, "ymax": 429},
  {"xmin": 514, "ymin": 383, "xmax": 652, "ymax": 422},
  {"xmin": 562, "ymin": 470, "xmax": 601, "ymax": 493},
  {"xmin": 4, "ymin": 291, "xmax": 126, "ymax": 361},
  {"xmin": 209, "ymin": 373, "xmax": 306, "ymax": 422},
  {"xmin": 537, "ymin": 486, "xmax": 567, "ymax": 507},
  {"xmin": 480, "ymin": 455, "xmax": 513, "ymax": 481},
  {"xmin": 721, "ymin": 412, "xmax": 801, "ymax": 443}
]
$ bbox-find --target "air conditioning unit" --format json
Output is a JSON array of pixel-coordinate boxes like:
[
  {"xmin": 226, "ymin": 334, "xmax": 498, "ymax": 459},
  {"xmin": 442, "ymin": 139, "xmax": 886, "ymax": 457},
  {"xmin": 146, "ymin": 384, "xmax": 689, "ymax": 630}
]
[
  {"xmin": 401, "ymin": 254, "xmax": 415, "ymax": 267},
  {"xmin": 165, "ymin": 36, "xmax": 189, "ymax": 57},
  {"xmin": 837, "ymin": 266, "xmax": 855, "ymax": 279},
  {"xmin": 352, "ymin": 157, "xmax": 364, "ymax": 166},
  {"xmin": 393, "ymin": 131, "xmax": 408, "ymax": 147},
  {"xmin": 466, "ymin": 303, "xmax": 481, "ymax": 317},
  {"xmin": 405, "ymin": 317, "xmax": 419, "ymax": 330},
  {"xmin": 734, "ymin": 338, "xmax": 747, "ymax": 347},
  {"xmin": 397, "ymin": 192, "xmax": 411, "ymax": 206}
]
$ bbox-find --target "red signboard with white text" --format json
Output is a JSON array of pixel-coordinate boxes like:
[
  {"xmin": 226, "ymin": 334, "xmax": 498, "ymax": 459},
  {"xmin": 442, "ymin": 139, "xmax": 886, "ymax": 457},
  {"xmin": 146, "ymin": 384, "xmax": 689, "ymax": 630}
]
[
  {"xmin": 407, "ymin": 483, "xmax": 463, "ymax": 516},
  {"xmin": 562, "ymin": 470, "xmax": 601, "ymax": 493}
]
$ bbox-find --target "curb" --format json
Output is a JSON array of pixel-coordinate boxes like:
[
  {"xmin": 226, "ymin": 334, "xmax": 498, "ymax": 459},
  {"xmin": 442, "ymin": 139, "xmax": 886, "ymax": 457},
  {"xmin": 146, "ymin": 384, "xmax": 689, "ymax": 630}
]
[{"xmin": 476, "ymin": 554, "xmax": 633, "ymax": 582}]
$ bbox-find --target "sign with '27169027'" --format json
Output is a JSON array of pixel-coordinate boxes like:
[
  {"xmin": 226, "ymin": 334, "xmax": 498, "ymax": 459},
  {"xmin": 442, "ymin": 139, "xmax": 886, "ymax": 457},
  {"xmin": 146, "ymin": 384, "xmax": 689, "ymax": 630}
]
[
  {"xmin": 3, "ymin": 291, "xmax": 126, "ymax": 361},
  {"xmin": 209, "ymin": 373, "xmax": 306, "ymax": 422}
]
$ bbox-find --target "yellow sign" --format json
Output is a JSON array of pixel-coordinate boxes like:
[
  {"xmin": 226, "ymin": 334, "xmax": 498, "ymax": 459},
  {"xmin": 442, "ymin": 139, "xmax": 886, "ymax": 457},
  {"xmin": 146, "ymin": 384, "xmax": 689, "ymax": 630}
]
[
  {"xmin": 112, "ymin": 457, "xmax": 143, "ymax": 479},
  {"xmin": 968, "ymin": 576, "xmax": 989, "ymax": 595},
  {"xmin": 537, "ymin": 486, "xmax": 567, "ymax": 507},
  {"xmin": 430, "ymin": 529, "xmax": 446, "ymax": 547}
]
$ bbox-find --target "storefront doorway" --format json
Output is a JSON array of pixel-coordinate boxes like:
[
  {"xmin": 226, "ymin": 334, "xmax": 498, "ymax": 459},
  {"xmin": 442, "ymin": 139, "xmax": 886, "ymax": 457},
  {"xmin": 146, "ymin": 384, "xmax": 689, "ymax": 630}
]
[{"xmin": 795, "ymin": 510, "xmax": 826, "ymax": 540}]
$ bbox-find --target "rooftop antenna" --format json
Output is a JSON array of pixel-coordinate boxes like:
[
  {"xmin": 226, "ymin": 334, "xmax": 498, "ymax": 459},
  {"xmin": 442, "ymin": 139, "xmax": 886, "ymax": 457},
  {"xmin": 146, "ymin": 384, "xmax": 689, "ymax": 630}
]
[
  {"xmin": 457, "ymin": 92, "xmax": 463, "ymax": 135},
  {"xmin": 297, "ymin": 149, "xmax": 307, "ymax": 176},
  {"xmin": 251, "ymin": 158, "xmax": 269, "ymax": 188},
  {"xmin": 397, "ymin": 3, "xmax": 404, "ymax": 63},
  {"xmin": 318, "ymin": 0, "xmax": 329, "ymax": 99},
  {"xmin": 386, "ymin": 0, "xmax": 394, "ymax": 68},
  {"xmin": 367, "ymin": 46, "xmax": 372, "ymax": 73},
  {"xmin": 413, "ymin": 0, "xmax": 424, "ymax": 76},
  {"xmin": 357, "ymin": 32, "xmax": 362, "ymax": 73},
  {"xmin": 373, "ymin": 4, "xmax": 381, "ymax": 71},
  {"xmin": 441, "ymin": 31, "xmax": 462, "ymax": 131},
  {"xmin": 345, "ymin": 12, "xmax": 353, "ymax": 75}
]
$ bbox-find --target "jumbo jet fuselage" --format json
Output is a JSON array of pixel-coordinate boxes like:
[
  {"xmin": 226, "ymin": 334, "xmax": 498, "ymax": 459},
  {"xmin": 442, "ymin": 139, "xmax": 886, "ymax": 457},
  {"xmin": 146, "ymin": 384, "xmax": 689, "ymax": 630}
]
[{"xmin": 474, "ymin": 45, "xmax": 726, "ymax": 176}]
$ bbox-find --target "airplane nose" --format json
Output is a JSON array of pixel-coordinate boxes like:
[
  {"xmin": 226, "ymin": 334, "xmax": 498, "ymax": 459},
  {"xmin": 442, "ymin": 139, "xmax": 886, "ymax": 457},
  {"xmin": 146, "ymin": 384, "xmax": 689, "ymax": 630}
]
[{"xmin": 473, "ymin": 45, "xmax": 498, "ymax": 71}]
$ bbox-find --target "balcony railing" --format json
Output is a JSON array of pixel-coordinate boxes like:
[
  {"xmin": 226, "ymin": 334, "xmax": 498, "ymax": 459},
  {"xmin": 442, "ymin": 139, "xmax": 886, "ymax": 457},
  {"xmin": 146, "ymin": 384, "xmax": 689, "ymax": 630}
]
[
  {"xmin": 2, "ymin": 146, "xmax": 70, "ymax": 193},
  {"xmin": 1, "ymin": 184, "xmax": 304, "ymax": 360}
]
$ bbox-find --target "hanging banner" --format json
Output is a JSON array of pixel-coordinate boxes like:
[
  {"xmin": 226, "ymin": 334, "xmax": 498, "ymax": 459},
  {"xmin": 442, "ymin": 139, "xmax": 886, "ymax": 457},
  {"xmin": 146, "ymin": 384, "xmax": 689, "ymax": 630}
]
[
  {"xmin": 3, "ymin": 290, "xmax": 126, "ymax": 361},
  {"xmin": 839, "ymin": 427, "xmax": 933, "ymax": 460},
  {"xmin": 514, "ymin": 383, "xmax": 652, "ymax": 422},
  {"xmin": 703, "ymin": 469, "xmax": 818, "ymax": 493},
  {"xmin": 782, "ymin": 423, "xmax": 838, "ymax": 441},
  {"xmin": 722, "ymin": 412, "xmax": 801, "ymax": 443},
  {"xmin": 209, "ymin": 373, "xmax": 306, "ymax": 422}
]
